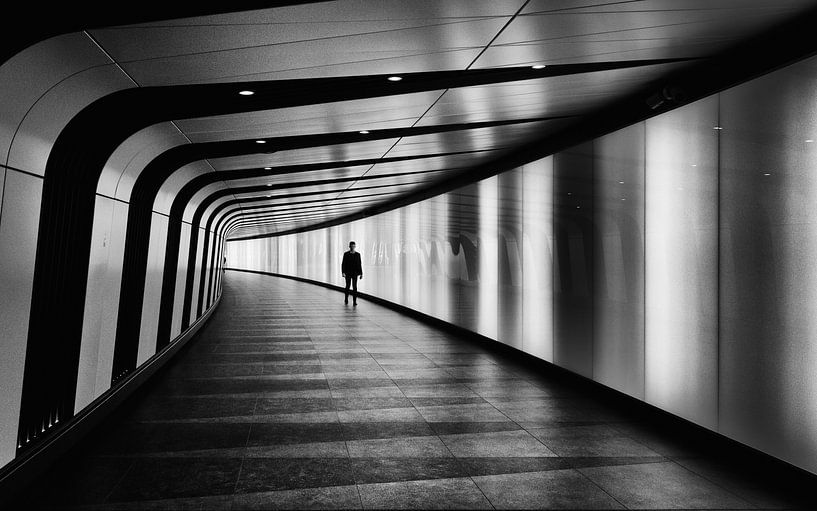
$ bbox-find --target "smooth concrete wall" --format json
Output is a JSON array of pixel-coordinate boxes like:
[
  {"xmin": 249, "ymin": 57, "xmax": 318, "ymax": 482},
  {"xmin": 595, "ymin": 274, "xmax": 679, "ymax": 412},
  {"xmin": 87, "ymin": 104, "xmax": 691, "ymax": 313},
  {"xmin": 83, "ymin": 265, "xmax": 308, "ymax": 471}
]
[{"xmin": 227, "ymin": 53, "xmax": 817, "ymax": 475}]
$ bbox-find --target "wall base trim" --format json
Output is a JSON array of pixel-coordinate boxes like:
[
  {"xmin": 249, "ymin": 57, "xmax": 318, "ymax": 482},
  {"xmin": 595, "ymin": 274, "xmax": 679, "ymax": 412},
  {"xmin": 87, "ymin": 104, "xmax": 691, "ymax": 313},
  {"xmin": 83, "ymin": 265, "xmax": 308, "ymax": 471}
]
[
  {"xmin": 0, "ymin": 294, "xmax": 222, "ymax": 505},
  {"xmin": 229, "ymin": 268, "xmax": 817, "ymax": 492}
]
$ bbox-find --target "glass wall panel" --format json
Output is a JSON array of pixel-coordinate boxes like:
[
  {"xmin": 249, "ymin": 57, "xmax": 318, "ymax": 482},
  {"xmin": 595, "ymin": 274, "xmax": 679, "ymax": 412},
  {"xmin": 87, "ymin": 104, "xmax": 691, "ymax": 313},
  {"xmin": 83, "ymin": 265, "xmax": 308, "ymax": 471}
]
[
  {"xmin": 497, "ymin": 169, "xmax": 524, "ymax": 349},
  {"xmin": 719, "ymin": 56, "xmax": 817, "ymax": 473},
  {"xmin": 592, "ymin": 123, "xmax": 645, "ymax": 398},
  {"xmin": 522, "ymin": 158, "xmax": 554, "ymax": 361},
  {"xmin": 553, "ymin": 142, "xmax": 594, "ymax": 377},
  {"xmin": 448, "ymin": 183, "xmax": 480, "ymax": 332},
  {"xmin": 645, "ymin": 96, "xmax": 719, "ymax": 429}
]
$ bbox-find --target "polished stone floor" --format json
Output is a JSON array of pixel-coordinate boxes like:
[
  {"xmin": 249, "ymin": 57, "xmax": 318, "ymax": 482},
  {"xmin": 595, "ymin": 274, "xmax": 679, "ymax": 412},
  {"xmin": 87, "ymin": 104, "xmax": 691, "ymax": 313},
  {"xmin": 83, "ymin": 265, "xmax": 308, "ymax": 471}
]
[{"xmin": 17, "ymin": 271, "xmax": 813, "ymax": 509}]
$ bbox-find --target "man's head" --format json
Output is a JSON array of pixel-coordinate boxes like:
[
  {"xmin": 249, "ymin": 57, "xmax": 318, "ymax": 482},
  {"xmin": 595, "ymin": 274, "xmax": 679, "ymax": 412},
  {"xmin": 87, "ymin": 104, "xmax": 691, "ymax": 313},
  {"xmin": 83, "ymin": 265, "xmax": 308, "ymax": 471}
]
[{"xmin": 349, "ymin": 241, "xmax": 356, "ymax": 252}]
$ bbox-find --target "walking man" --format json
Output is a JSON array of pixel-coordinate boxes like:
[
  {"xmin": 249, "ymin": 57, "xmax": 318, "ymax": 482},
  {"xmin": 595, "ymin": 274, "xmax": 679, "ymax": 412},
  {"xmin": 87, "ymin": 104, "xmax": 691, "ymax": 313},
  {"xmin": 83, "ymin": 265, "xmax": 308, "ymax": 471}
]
[{"xmin": 341, "ymin": 241, "xmax": 363, "ymax": 305}]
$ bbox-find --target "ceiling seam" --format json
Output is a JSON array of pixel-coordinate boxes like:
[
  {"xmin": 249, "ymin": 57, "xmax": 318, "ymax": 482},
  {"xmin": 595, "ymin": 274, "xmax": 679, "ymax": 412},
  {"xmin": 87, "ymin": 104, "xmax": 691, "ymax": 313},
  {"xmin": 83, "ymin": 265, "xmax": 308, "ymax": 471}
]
[{"xmin": 318, "ymin": 0, "xmax": 532, "ymax": 233}]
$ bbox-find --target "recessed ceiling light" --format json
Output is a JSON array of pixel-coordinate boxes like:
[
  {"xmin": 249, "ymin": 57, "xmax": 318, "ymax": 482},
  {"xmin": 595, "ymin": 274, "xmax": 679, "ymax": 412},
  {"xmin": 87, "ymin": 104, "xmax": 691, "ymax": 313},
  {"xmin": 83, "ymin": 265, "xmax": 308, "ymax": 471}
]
[
  {"xmin": 691, "ymin": 164, "xmax": 697, "ymax": 167},
  {"xmin": 713, "ymin": 126, "xmax": 723, "ymax": 130},
  {"xmin": 255, "ymin": 140, "xmax": 266, "ymax": 144},
  {"xmin": 238, "ymin": 90, "xmax": 255, "ymax": 96},
  {"xmin": 621, "ymin": 198, "xmax": 626, "ymax": 201},
  {"xmin": 359, "ymin": 130, "xmax": 370, "ymax": 134},
  {"xmin": 763, "ymin": 173, "xmax": 771, "ymax": 176},
  {"xmin": 266, "ymin": 183, "xmax": 272, "ymax": 186},
  {"xmin": 618, "ymin": 181, "xmax": 624, "ymax": 184},
  {"xmin": 264, "ymin": 167, "xmax": 272, "ymax": 170},
  {"xmin": 532, "ymin": 64, "xmax": 546, "ymax": 69},
  {"xmin": 576, "ymin": 206, "xmax": 581, "ymax": 209},
  {"xmin": 387, "ymin": 76, "xmax": 402, "ymax": 82},
  {"xmin": 807, "ymin": 139, "xmax": 814, "ymax": 143},
  {"xmin": 266, "ymin": 195, "xmax": 272, "ymax": 198},
  {"xmin": 567, "ymin": 192, "xmax": 572, "ymax": 195}
]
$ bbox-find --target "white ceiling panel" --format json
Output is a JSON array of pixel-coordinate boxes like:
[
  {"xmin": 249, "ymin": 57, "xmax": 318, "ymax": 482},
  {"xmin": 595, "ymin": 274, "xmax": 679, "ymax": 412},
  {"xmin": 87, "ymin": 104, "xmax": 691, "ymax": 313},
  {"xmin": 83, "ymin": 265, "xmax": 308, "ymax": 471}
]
[
  {"xmin": 207, "ymin": 138, "xmax": 400, "ymax": 171},
  {"xmin": 174, "ymin": 91, "xmax": 444, "ymax": 142}
]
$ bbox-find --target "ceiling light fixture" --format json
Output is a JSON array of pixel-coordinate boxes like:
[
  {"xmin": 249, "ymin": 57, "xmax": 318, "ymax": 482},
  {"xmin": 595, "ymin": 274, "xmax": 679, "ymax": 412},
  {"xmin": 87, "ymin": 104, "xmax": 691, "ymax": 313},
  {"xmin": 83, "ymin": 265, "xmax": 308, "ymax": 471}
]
[
  {"xmin": 387, "ymin": 76, "xmax": 402, "ymax": 82},
  {"xmin": 763, "ymin": 173, "xmax": 771, "ymax": 176},
  {"xmin": 255, "ymin": 140, "xmax": 266, "ymax": 144},
  {"xmin": 264, "ymin": 167, "xmax": 272, "ymax": 170},
  {"xmin": 359, "ymin": 130, "xmax": 370, "ymax": 134},
  {"xmin": 618, "ymin": 181, "xmax": 624, "ymax": 184},
  {"xmin": 713, "ymin": 126, "xmax": 723, "ymax": 130},
  {"xmin": 807, "ymin": 139, "xmax": 814, "ymax": 143},
  {"xmin": 532, "ymin": 64, "xmax": 546, "ymax": 69},
  {"xmin": 238, "ymin": 90, "xmax": 255, "ymax": 96}
]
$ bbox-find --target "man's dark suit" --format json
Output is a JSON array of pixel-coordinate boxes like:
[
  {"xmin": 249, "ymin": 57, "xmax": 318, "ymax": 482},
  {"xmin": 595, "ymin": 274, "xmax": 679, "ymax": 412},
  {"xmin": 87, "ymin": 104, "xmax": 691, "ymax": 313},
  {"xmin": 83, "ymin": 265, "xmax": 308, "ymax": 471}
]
[{"xmin": 341, "ymin": 250, "xmax": 362, "ymax": 304}]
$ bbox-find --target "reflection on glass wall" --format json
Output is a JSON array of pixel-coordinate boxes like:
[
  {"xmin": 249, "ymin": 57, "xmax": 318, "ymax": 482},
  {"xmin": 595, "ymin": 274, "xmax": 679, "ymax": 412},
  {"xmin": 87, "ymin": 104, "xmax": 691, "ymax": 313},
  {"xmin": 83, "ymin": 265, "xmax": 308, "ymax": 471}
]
[{"xmin": 228, "ymin": 54, "xmax": 817, "ymax": 475}]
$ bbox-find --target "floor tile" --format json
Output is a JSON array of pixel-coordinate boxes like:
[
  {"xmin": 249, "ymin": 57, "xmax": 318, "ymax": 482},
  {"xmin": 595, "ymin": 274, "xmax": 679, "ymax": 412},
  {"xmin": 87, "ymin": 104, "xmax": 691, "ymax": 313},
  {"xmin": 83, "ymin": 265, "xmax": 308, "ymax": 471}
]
[
  {"xmin": 248, "ymin": 423, "xmax": 345, "ymax": 446},
  {"xmin": 237, "ymin": 458, "xmax": 355, "ymax": 493},
  {"xmin": 107, "ymin": 457, "xmax": 243, "ymax": 502},
  {"xmin": 231, "ymin": 485, "xmax": 362, "ymax": 510},
  {"xmin": 350, "ymin": 457, "xmax": 467, "ymax": 484},
  {"xmin": 440, "ymin": 430, "xmax": 557, "ymax": 458},
  {"xmin": 341, "ymin": 422, "xmax": 435, "ymax": 441},
  {"xmin": 338, "ymin": 407, "xmax": 425, "ymax": 423},
  {"xmin": 346, "ymin": 436, "xmax": 452, "ymax": 458},
  {"xmin": 414, "ymin": 403, "xmax": 510, "ymax": 422},
  {"xmin": 529, "ymin": 424, "xmax": 663, "ymax": 457},
  {"xmin": 579, "ymin": 462, "xmax": 753, "ymax": 509},
  {"xmin": 473, "ymin": 469, "xmax": 624, "ymax": 509},
  {"xmin": 357, "ymin": 477, "xmax": 493, "ymax": 510}
]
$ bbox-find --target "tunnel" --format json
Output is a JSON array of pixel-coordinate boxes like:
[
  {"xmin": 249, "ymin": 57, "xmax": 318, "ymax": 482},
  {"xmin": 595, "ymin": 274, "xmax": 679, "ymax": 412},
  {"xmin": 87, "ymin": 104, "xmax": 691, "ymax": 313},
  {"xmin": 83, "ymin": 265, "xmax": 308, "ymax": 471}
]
[{"xmin": 2, "ymin": 1, "xmax": 817, "ymax": 509}]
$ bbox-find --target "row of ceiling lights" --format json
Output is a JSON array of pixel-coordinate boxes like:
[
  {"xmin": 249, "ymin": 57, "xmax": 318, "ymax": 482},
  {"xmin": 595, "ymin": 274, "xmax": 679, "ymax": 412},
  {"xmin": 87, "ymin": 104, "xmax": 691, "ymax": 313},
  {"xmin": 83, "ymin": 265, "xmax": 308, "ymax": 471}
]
[{"xmin": 239, "ymin": 65, "xmax": 548, "ymax": 144}]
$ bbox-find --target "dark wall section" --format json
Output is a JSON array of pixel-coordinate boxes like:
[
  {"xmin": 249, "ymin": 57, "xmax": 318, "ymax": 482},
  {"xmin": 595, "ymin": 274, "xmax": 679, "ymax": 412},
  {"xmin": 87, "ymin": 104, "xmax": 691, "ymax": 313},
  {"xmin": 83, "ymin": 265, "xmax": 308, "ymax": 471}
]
[{"xmin": 553, "ymin": 143, "xmax": 594, "ymax": 377}]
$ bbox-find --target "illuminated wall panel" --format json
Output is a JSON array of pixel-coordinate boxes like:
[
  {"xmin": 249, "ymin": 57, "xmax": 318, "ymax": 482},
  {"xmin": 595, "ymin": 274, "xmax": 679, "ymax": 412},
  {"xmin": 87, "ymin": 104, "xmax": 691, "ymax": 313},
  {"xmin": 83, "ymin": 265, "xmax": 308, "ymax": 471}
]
[
  {"xmin": 645, "ymin": 96, "xmax": 719, "ymax": 429},
  {"xmin": 522, "ymin": 158, "xmax": 553, "ymax": 361},
  {"xmin": 592, "ymin": 124, "xmax": 645, "ymax": 398},
  {"xmin": 553, "ymin": 142, "xmax": 594, "ymax": 377},
  {"xmin": 718, "ymin": 57, "xmax": 817, "ymax": 473},
  {"xmin": 497, "ymin": 170, "xmax": 523, "ymax": 349},
  {"xmin": 477, "ymin": 176, "xmax": 499, "ymax": 340}
]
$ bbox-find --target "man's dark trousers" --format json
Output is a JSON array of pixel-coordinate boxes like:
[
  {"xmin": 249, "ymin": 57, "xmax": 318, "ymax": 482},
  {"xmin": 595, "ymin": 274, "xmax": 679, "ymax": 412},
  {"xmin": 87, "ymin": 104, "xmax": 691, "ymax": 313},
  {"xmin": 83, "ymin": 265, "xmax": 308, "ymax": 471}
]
[{"xmin": 344, "ymin": 276, "xmax": 358, "ymax": 304}]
